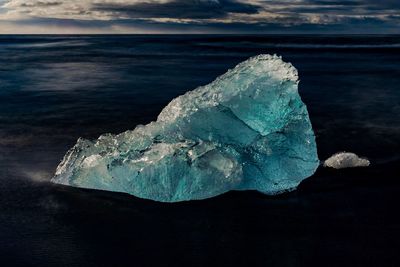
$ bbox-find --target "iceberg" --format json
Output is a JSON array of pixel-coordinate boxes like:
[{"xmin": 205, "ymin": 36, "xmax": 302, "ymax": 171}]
[
  {"xmin": 52, "ymin": 54, "xmax": 319, "ymax": 202},
  {"xmin": 324, "ymin": 152, "xmax": 370, "ymax": 169}
]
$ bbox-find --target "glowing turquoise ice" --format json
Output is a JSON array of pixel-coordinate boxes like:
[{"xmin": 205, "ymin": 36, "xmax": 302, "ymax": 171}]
[{"xmin": 52, "ymin": 55, "xmax": 319, "ymax": 202}]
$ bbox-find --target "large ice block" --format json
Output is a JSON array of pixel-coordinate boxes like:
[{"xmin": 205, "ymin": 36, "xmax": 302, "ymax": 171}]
[{"xmin": 52, "ymin": 54, "xmax": 319, "ymax": 202}]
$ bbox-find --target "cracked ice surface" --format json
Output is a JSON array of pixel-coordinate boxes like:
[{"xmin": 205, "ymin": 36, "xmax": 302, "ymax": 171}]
[{"xmin": 52, "ymin": 55, "xmax": 319, "ymax": 202}]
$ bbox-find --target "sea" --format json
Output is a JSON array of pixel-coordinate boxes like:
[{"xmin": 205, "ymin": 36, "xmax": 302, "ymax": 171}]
[{"xmin": 0, "ymin": 35, "xmax": 399, "ymax": 267}]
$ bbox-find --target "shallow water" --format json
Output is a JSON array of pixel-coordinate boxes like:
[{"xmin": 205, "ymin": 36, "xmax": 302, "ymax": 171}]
[{"xmin": 0, "ymin": 35, "xmax": 400, "ymax": 266}]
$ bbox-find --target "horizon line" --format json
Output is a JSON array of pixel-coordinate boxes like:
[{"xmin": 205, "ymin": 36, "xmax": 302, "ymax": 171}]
[{"xmin": 1, "ymin": 33, "xmax": 400, "ymax": 36}]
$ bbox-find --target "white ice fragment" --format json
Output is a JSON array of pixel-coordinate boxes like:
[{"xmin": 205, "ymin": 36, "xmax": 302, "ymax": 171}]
[{"xmin": 323, "ymin": 152, "xmax": 370, "ymax": 169}]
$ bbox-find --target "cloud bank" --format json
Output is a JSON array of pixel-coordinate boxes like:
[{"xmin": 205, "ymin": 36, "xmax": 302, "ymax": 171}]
[{"xmin": 0, "ymin": 0, "xmax": 399, "ymax": 33}]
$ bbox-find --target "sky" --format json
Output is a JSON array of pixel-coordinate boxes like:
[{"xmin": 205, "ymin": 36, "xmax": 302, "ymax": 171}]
[{"xmin": 0, "ymin": 0, "xmax": 399, "ymax": 34}]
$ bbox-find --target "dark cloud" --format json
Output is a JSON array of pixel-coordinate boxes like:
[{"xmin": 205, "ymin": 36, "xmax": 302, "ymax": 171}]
[
  {"xmin": 311, "ymin": 1, "xmax": 361, "ymax": 6},
  {"xmin": 20, "ymin": 1, "xmax": 62, "ymax": 7},
  {"xmin": 94, "ymin": 0, "xmax": 260, "ymax": 20},
  {"xmin": 264, "ymin": 0, "xmax": 400, "ymax": 14},
  {"xmin": 265, "ymin": 0, "xmax": 400, "ymax": 10}
]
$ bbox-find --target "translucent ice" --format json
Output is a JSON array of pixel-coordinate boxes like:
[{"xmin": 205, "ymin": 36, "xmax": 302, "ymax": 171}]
[
  {"xmin": 52, "ymin": 55, "xmax": 319, "ymax": 202},
  {"xmin": 324, "ymin": 152, "xmax": 370, "ymax": 169}
]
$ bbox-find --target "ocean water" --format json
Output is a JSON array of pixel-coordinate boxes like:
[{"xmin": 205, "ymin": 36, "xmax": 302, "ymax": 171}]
[{"xmin": 0, "ymin": 35, "xmax": 400, "ymax": 266}]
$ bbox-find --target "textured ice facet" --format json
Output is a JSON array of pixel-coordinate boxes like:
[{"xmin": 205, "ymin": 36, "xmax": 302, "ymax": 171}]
[{"xmin": 52, "ymin": 55, "xmax": 319, "ymax": 202}]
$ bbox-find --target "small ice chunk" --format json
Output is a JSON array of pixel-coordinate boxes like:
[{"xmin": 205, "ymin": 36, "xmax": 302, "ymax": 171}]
[{"xmin": 323, "ymin": 152, "xmax": 370, "ymax": 169}]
